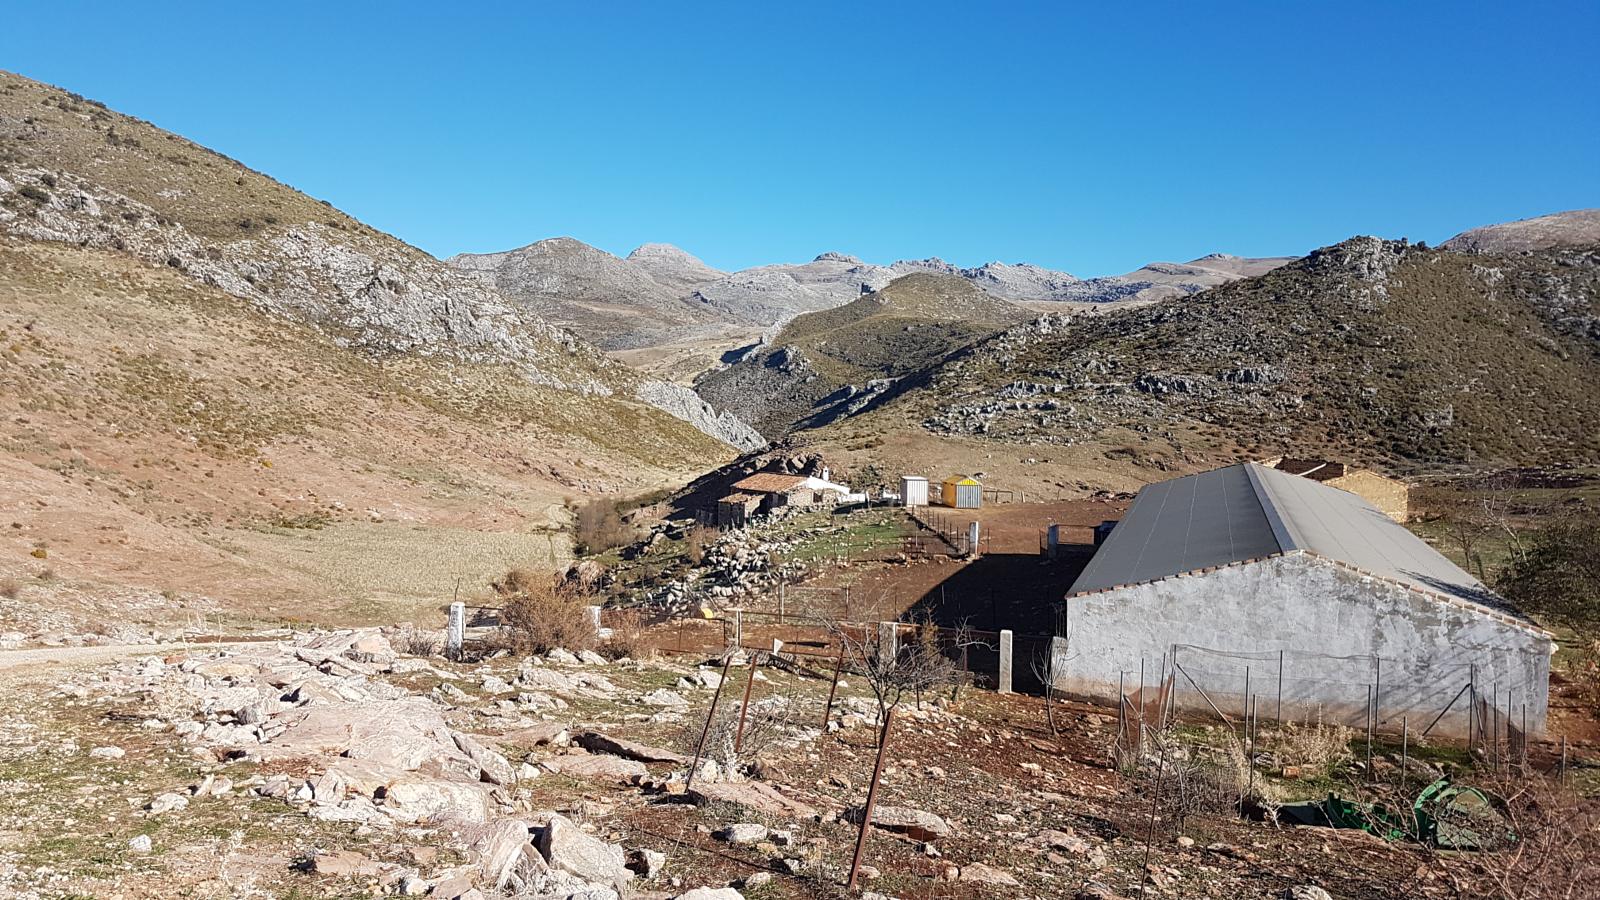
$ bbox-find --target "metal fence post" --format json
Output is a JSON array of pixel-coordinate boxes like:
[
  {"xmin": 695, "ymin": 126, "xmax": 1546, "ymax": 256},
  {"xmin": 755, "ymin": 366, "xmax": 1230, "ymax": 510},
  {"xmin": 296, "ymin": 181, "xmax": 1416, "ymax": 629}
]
[
  {"xmin": 847, "ymin": 706, "xmax": 897, "ymax": 891},
  {"xmin": 685, "ymin": 654, "xmax": 736, "ymax": 794}
]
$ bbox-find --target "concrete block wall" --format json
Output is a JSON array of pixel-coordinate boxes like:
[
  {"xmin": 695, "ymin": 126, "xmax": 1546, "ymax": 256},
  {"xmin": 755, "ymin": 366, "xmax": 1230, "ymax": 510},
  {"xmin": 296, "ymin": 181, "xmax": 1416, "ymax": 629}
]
[{"xmin": 1056, "ymin": 553, "xmax": 1550, "ymax": 737}]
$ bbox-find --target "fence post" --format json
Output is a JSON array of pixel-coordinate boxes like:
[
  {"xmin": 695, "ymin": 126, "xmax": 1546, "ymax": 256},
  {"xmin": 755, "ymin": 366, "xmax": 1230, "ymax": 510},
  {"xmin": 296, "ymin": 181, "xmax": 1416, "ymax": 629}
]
[
  {"xmin": 586, "ymin": 604, "xmax": 602, "ymax": 637},
  {"xmin": 728, "ymin": 608, "xmax": 743, "ymax": 651},
  {"xmin": 446, "ymin": 602, "xmax": 465, "ymax": 660},
  {"xmin": 998, "ymin": 630, "xmax": 1014, "ymax": 694},
  {"xmin": 968, "ymin": 521, "xmax": 980, "ymax": 558},
  {"xmin": 847, "ymin": 706, "xmax": 897, "ymax": 891},
  {"xmin": 878, "ymin": 621, "xmax": 899, "ymax": 661}
]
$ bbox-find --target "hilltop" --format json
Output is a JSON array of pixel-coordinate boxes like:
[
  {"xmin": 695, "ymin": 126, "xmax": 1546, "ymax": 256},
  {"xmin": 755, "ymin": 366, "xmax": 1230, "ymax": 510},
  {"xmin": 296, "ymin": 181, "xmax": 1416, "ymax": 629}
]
[
  {"xmin": 802, "ymin": 236, "xmax": 1600, "ymax": 478},
  {"xmin": 1443, "ymin": 208, "xmax": 1600, "ymax": 254},
  {"xmin": 0, "ymin": 71, "xmax": 754, "ymax": 633},
  {"xmin": 695, "ymin": 274, "xmax": 1030, "ymax": 439},
  {"xmin": 447, "ymin": 238, "xmax": 726, "ymax": 350}
]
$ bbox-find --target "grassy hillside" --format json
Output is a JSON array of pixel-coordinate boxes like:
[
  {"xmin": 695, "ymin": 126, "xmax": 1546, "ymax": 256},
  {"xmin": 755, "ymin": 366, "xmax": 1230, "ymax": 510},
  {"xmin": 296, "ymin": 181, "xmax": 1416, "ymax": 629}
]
[
  {"xmin": 0, "ymin": 237, "xmax": 724, "ymax": 633},
  {"xmin": 696, "ymin": 274, "xmax": 1028, "ymax": 438},
  {"xmin": 0, "ymin": 71, "xmax": 739, "ymax": 634}
]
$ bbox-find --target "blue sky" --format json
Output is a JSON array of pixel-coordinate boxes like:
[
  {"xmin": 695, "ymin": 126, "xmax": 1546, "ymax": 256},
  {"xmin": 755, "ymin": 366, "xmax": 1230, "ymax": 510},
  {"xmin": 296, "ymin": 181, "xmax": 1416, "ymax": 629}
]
[{"xmin": 4, "ymin": 1, "xmax": 1597, "ymax": 276}]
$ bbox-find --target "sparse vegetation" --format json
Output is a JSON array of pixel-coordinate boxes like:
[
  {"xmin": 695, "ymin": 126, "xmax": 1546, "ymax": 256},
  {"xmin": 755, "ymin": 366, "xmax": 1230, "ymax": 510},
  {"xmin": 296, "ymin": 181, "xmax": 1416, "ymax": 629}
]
[
  {"xmin": 493, "ymin": 567, "xmax": 597, "ymax": 654},
  {"xmin": 571, "ymin": 498, "xmax": 629, "ymax": 557},
  {"xmin": 1497, "ymin": 513, "xmax": 1600, "ymax": 639}
]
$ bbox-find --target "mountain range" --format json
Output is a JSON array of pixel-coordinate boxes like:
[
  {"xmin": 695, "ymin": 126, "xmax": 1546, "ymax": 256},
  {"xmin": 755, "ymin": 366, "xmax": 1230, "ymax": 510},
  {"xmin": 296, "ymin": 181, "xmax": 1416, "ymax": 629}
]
[{"xmin": 447, "ymin": 237, "xmax": 1296, "ymax": 358}]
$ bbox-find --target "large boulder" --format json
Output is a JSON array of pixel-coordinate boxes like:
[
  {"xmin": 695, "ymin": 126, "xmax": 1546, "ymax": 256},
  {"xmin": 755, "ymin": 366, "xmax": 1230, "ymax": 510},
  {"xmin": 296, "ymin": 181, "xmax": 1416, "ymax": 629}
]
[
  {"xmin": 452, "ymin": 731, "xmax": 516, "ymax": 785},
  {"xmin": 535, "ymin": 814, "xmax": 633, "ymax": 890},
  {"xmin": 474, "ymin": 818, "xmax": 547, "ymax": 890},
  {"xmin": 844, "ymin": 804, "xmax": 951, "ymax": 840},
  {"xmin": 381, "ymin": 776, "xmax": 490, "ymax": 824},
  {"xmin": 541, "ymin": 754, "xmax": 648, "ymax": 784}
]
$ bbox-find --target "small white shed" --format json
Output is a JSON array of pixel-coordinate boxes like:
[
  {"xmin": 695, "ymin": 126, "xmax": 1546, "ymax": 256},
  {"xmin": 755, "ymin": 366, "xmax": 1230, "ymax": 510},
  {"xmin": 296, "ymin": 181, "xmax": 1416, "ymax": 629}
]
[{"xmin": 900, "ymin": 475, "xmax": 929, "ymax": 508}]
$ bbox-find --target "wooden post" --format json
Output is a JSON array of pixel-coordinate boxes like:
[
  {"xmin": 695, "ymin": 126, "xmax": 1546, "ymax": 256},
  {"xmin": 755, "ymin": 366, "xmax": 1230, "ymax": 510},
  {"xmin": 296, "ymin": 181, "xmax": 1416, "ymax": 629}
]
[
  {"xmin": 847, "ymin": 706, "xmax": 896, "ymax": 891},
  {"xmin": 734, "ymin": 651, "xmax": 762, "ymax": 753},
  {"xmin": 685, "ymin": 654, "xmax": 735, "ymax": 794}
]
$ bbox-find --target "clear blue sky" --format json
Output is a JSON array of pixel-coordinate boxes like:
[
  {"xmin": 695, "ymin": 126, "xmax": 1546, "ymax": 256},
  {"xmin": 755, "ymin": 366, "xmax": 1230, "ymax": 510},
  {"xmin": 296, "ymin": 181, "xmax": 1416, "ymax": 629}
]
[{"xmin": 4, "ymin": 1, "xmax": 1597, "ymax": 276}]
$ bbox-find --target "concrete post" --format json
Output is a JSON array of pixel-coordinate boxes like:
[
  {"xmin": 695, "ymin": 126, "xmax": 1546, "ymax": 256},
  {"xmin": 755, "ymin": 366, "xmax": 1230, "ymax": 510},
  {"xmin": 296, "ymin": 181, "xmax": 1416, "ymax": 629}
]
[
  {"xmin": 585, "ymin": 604, "xmax": 603, "ymax": 637},
  {"xmin": 1049, "ymin": 635, "xmax": 1069, "ymax": 693},
  {"xmin": 446, "ymin": 602, "xmax": 465, "ymax": 660},
  {"xmin": 728, "ymin": 609, "xmax": 743, "ymax": 650},
  {"xmin": 998, "ymin": 629, "xmax": 1014, "ymax": 694},
  {"xmin": 878, "ymin": 621, "xmax": 899, "ymax": 661},
  {"xmin": 1046, "ymin": 524, "xmax": 1060, "ymax": 560},
  {"xmin": 968, "ymin": 521, "xmax": 981, "ymax": 557}
]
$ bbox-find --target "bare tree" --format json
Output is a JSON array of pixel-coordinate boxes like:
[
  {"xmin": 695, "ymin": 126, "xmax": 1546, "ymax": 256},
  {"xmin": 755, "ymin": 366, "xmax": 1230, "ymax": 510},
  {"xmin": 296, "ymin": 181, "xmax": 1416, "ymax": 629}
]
[
  {"xmin": 825, "ymin": 617, "xmax": 955, "ymax": 730},
  {"xmin": 1030, "ymin": 649, "xmax": 1061, "ymax": 738}
]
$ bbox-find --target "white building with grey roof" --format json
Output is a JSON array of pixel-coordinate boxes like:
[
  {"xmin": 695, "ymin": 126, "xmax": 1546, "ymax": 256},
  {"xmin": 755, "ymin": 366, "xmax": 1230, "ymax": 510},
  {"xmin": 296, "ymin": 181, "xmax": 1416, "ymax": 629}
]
[{"xmin": 1055, "ymin": 463, "xmax": 1550, "ymax": 738}]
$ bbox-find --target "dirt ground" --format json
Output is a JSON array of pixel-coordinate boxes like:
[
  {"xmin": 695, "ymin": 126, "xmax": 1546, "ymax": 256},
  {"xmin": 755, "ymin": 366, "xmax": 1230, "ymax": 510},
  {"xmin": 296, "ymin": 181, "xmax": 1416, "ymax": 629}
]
[{"xmin": 794, "ymin": 499, "xmax": 1130, "ymax": 634}]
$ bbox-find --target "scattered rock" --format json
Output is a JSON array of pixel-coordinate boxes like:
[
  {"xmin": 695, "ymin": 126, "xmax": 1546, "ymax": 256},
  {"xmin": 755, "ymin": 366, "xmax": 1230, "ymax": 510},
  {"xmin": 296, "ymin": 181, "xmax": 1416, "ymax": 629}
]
[
  {"xmin": 674, "ymin": 889, "xmax": 744, "ymax": 900},
  {"xmin": 716, "ymin": 823, "xmax": 769, "ymax": 845},
  {"xmin": 535, "ymin": 814, "xmax": 634, "ymax": 890},
  {"xmin": 541, "ymin": 753, "xmax": 648, "ymax": 784},
  {"xmin": 89, "ymin": 746, "xmax": 125, "ymax": 760},
  {"xmin": 127, "ymin": 835, "xmax": 152, "ymax": 853},
  {"xmin": 844, "ymin": 804, "xmax": 950, "ymax": 840},
  {"xmin": 310, "ymin": 850, "xmax": 385, "ymax": 877},
  {"xmin": 147, "ymin": 792, "xmax": 189, "ymax": 814},
  {"xmin": 958, "ymin": 862, "xmax": 1020, "ymax": 886}
]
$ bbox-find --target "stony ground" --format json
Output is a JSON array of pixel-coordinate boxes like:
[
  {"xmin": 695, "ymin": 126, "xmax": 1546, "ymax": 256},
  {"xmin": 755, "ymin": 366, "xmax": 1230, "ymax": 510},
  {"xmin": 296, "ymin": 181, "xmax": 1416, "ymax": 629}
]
[{"xmin": 2, "ymin": 624, "xmax": 1566, "ymax": 900}]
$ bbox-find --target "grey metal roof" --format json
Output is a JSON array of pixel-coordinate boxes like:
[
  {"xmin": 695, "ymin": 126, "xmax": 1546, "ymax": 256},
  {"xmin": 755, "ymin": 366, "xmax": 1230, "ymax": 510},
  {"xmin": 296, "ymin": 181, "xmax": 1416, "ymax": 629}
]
[{"xmin": 1069, "ymin": 462, "xmax": 1498, "ymax": 608}]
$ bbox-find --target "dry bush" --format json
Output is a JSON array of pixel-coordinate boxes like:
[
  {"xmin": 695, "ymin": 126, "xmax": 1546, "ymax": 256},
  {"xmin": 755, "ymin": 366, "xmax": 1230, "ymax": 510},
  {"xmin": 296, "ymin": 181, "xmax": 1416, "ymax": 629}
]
[
  {"xmin": 492, "ymin": 567, "xmax": 596, "ymax": 654},
  {"xmin": 1264, "ymin": 716, "xmax": 1355, "ymax": 777},
  {"xmin": 826, "ymin": 617, "xmax": 955, "ymax": 722},
  {"xmin": 395, "ymin": 626, "xmax": 441, "ymax": 657},
  {"xmin": 681, "ymin": 692, "xmax": 798, "ymax": 777},
  {"xmin": 572, "ymin": 498, "xmax": 629, "ymax": 556},
  {"xmin": 598, "ymin": 607, "xmax": 651, "ymax": 660},
  {"xmin": 685, "ymin": 524, "xmax": 710, "ymax": 566},
  {"xmin": 0, "ymin": 578, "xmax": 19, "ymax": 600}
]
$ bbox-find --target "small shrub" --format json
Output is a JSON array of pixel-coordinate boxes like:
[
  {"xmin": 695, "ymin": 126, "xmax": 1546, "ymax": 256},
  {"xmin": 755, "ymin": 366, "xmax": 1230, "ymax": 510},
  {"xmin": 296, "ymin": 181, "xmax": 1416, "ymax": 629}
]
[
  {"xmin": 0, "ymin": 579, "xmax": 19, "ymax": 600},
  {"xmin": 685, "ymin": 524, "xmax": 709, "ymax": 566},
  {"xmin": 493, "ymin": 567, "xmax": 596, "ymax": 654},
  {"xmin": 572, "ymin": 498, "xmax": 629, "ymax": 556},
  {"xmin": 1266, "ymin": 716, "xmax": 1355, "ymax": 778},
  {"xmin": 395, "ymin": 626, "xmax": 442, "ymax": 657},
  {"xmin": 598, "ymin": 608, "xmax": 650, "ymax": 660},
  {"xmin": 18, "ymin": 185, "xmax": 49, "ymax": 203}
]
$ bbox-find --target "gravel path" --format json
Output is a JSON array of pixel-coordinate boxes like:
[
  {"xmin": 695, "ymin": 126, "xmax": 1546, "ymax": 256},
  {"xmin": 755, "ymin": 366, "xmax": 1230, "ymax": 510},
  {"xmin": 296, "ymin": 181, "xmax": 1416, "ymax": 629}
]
[{"xmin": 0, "ymin": 641, "xmax": 252, "ymax": 674}]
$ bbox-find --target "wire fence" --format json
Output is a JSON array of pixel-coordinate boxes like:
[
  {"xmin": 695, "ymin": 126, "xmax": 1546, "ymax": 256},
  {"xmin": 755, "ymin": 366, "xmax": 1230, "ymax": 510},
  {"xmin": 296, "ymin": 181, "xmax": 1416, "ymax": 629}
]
[{"xmin": 1089, "ymin": 642, "xmax": 1542, "ymax": 765}]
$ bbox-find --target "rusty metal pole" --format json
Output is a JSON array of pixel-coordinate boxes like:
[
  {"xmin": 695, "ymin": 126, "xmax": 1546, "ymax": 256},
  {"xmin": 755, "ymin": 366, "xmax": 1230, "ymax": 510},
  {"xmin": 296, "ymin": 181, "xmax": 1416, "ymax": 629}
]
[
  {"xmin": 847, "ymin": 705, "xmax": 896, "ymax": 891},
  {"xmin": 822, "ymin": 643, "xmax": 845, "ymax": 730},
  {"xmin": 685, "ymin": 654, "xmax": 735, "ymax": 794},
  {"xmin": 734, "ymin": 651, "xmax": 762, "ymax": 753}
]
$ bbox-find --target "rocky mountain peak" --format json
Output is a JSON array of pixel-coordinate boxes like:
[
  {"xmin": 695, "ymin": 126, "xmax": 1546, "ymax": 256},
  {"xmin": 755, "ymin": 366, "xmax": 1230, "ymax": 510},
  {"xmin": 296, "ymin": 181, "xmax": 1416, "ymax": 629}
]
[{"xmin": 812, "ymin": 251, "xmax": 862, "ymax": 264}]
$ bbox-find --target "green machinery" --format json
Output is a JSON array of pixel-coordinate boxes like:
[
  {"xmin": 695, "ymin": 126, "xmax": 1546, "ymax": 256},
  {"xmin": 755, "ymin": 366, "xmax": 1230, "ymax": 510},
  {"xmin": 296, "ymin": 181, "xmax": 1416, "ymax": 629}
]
[{"xmin": 1276, "ymin": 778, "xmax": 1511, "ymax": 850}]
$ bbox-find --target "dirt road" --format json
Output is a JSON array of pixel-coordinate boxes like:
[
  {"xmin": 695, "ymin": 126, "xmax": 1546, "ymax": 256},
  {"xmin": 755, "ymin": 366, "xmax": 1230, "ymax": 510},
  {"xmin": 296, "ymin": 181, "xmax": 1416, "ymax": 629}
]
[{"xmin": 0, "ymin": 641, "xmax": 254, "ymax": 676}]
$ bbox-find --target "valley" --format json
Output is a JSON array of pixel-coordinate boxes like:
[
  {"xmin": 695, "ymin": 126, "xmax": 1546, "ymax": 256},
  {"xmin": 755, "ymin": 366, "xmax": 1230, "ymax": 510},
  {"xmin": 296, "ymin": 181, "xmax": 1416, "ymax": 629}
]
[{"xmin": 0, "ymin": 62, "xmax": 1597, "ymax": 900}]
